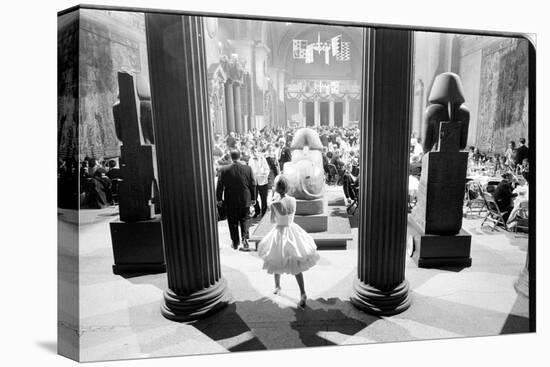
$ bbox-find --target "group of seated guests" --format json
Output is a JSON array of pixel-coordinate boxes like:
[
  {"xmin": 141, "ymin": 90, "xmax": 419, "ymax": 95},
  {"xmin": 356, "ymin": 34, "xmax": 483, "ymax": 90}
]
[
  {"xmin": 488, "ymin": 170, "xmax": 529, "ymax": 229},
  {"xmin": 467, "ymin": 138, "xmax": 530, "ymax": 177},
  {"xmin": 79, "ymin": 157, "xmax": 122, "ymax": 209}
]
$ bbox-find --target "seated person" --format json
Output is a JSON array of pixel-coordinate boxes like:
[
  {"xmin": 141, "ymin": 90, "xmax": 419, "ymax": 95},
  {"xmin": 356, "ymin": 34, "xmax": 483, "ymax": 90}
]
[
  {"xmin": 508, "ymin": 171, "xmax": 529, "ymax": 226},
  {"xmin": 493, "ymin": 172, "xmax": 518, "ymax": 222},
  {"xmin": 330, "ymin": 151, "xmax": 345, "ymax": 180},
  {"xmin": 342, "ymin": 163, "xmax": 358, "ymax": 205},
  {"xmin": 409, "ymin": 155, "xmax": 422, "ymax": 180},
  {"xmin": 83, "ymin": 168, "xmax": 112, "ymax": 209},
  {"xmin": 106, "ymin": 159, "xmax": 122, "ymax": 180}
]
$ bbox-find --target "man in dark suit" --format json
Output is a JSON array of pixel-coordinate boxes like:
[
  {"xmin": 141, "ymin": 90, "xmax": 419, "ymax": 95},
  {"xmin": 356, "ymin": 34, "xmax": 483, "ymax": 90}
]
[
  {"xmin": 514, "ymin": 138, "xmax": 529, "ymax": 166},
  {"xmin": 216, "ymin": 150, "xmax": 256, "ymax": 250},
  {"xmin": 278, "ymin": 140, "xmax": 292, "ymax": 172}
]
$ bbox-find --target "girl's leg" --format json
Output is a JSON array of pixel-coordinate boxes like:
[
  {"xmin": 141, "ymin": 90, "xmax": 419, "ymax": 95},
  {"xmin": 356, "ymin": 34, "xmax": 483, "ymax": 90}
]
[
  {"xmin": 295, "ymin": 273, "xmax": 307, "ymax": 307},
  {"xmin": 274, "ymin": 273, "xmax": 281, "ymax": 294},
  {"xmin": 295, "ymin": 273, "xmax": 306, "ymax": 295}
]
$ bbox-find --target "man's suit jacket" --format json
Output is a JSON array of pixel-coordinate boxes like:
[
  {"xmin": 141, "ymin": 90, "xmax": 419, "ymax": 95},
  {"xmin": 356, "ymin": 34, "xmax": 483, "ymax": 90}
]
[
  {"xmin": 278, "ymin": 147, "xmax": 292, "ymax": 170},
  {"xmin": 494, "ymin": 180, "xmax": 516, "ymax": 212},
  {"xmin": 216, "ymin": 162, "xmax": 256, "ymax": 208},
  {"xmin": 515, "ymin": 145, "xmax": 529, "ymax": 164}
]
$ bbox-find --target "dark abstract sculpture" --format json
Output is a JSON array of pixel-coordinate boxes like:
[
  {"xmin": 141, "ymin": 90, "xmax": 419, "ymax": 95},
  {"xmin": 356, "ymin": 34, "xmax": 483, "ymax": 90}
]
[
  {"xmin": 113, "ymin": 73, "xmax": 160, "ymax": 221},
  {"xmin": 109, "ymin": 72, "xmax": 165, "ymax": 275},
  {"xmin": 422, "ymin": 72, "xmax": 470, "ymax": 154},
  {"xmin": 409, "ymin": 72, "xmax": 472, "ymax": 267}
]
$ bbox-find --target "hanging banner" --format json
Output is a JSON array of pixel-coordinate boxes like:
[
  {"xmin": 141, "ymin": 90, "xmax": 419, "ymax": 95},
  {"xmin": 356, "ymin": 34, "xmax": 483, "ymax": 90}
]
[
  {"xmin": 331, "ymin": 35, "xmax": 342, "ymax": 56},
  {"xmin": 305, "ymin": 44, "xmax": 314, "ymax": 64},
  {"xmin": 336, "ymin": 41, "xmax": 351, "ymax": 61},
  {"xmin": 293, "ymin": 39, "xmax": 307, "ymax": 59}
]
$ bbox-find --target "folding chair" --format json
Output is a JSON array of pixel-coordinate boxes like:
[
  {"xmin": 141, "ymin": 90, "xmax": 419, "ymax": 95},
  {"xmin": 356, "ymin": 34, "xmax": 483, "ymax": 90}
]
[
  {"xmin": 464, "ymin": 181, "xmax": 486, "ymax": 215},
  {"xmin": 513, "ymin": 201, "xmax": 529, "ymax": 233},
  {"xmin": 481, "ymin": 192, "xmax": 508, "ymax": 231},
  {"xmin": 110, "ymin": 178, "xmax": 123, "ymax": 205}
]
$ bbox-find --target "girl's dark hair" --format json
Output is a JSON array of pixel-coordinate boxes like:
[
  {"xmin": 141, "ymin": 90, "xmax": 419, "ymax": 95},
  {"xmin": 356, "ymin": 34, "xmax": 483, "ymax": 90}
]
[{"xmin": 275, "ymin": 175, "xmax": 289, "ymax": 194}]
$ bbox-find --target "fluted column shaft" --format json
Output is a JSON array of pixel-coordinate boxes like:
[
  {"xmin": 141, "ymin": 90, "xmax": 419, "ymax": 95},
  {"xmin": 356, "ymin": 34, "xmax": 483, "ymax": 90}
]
[
  {"xmin": 344, "ymin": 98, "xmax": 350, "ymax": 127},
  {"xmin": 298, "ymin": 100, "xmax": 304, "ymax": 126},
  {"xmin": 224, "ymin": 80, "xmax": 235, "ymax": 133},
  {"xmin": 233, "ymin": 81, "xmax": 243, "ymax": 134},
  {"xmin": 247, "ymin": 74, "xmax": 255, "ymax": 131},
  {"xmin": 351, "ymin": 28, "xmax": 413, "ymax": 316},
  {"xmin": 314, "ymin": 99, "xmax": 320, "ymax": 126},
  {"xmin": 329, "ymin": 100, "xmax": 335, "ymax": 127},
  {"xmin": 145, "ymin": 13, "xmax": 229, "ymax": 322}
]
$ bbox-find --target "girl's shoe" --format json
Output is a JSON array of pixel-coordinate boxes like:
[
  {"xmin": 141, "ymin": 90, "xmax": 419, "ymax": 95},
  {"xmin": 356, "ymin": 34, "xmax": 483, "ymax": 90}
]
[
  {"xmin": 298, "ymin": 293, "xmax": 307, "ymax": 308},
  {"xmin": 273, "ymin": 286, "xmax": 281, "ymax": 295}
]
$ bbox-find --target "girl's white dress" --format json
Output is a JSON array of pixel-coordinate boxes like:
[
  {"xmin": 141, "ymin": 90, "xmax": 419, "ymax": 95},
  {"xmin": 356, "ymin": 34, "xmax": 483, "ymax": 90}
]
[{"xmin": 258, "ymin": 196, "xmax": 320, "ymax": 275}]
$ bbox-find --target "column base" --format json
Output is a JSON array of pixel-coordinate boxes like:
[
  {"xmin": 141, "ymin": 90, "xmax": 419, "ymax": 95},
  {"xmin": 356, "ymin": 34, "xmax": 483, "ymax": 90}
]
[
  {"xmin": 351, "ymin": 278, "xmax": 411, "ymax": 316},
  {"xmin": 161, "ymin": 277, "xmax": 230, "ymax": 323}
]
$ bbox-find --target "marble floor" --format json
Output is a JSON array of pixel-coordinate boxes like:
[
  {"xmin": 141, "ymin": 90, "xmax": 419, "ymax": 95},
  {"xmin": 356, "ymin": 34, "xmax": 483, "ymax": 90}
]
[{"xmin": 58, "ymin": 186, "xmax": 530, "ymax": 362}]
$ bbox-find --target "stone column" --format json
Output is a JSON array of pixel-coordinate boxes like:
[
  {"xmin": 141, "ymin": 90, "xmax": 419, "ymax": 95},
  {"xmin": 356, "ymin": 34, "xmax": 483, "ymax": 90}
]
[
  {"xmin": 314, "ymin": 99, "xmax": 320, "ymax": 126},
  {"xmin": 224, "ymin": 80, "xmax": 235, "ymax": 133},
  {"xmin": 145, "ymin": 13, "xmax": 230, "ymax": 322},
  {"xmin": 233, "ymin": 81, "xmax": 243, "ymax": 134},
  {"xmin": 351, "ymin": 28, "xmax": 413, "ymax": 316},
  {"xmin": 344, "ymin": 98, "xmax": 350, "ymax": 127},
  {"xmin": 246, "ymin": 74, "xmax": 254, "ymax": 131},
  {"xmin": 329, "ymin": 100, "xmax": 335, "ymax": 127},
  {"xmin": 298, "ymin": 99, "xmax": 304, "ymax": 126}
]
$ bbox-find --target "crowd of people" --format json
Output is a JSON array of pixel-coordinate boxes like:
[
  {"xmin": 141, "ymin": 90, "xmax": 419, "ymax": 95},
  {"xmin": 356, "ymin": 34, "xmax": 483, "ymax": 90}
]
[
  {"xmin": 59, "ymin": 125, "xmax": 529, "ymax": 233},
  {"xmin": 212, "ymin": 125, "xmax": 361, "ymax": 251},
  {"xmin": 213, "ymin": 126, "xmax": 361, "ymax": 206},
  {"xmin": 57, "ymin": 156, "xmax": 122, "ymax": 209},
  {"xmin": 466, "ymin": 138, "xmax": 530, "ymax": 177}
]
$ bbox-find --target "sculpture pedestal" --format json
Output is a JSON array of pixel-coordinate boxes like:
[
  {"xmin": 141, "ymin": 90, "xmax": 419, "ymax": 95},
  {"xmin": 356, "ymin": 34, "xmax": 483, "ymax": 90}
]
[
  {"xmin": 407, "ymin": 215, "xmax": 471, "ymax": 268},
  {"xmin": 295, "ymin": 197, "xmax": 324, "ymax": 215},
  {"xmin": 294, "ymin": 199, "xmax": 327, "ymax": 232},
  {"xmin": 109, "ymin": 215, "xmax": 166, "ymax": 275},
  {"xmin": 411, "ymin": 151, "xmax": 468, "ymax": 234},
  {"xmin": 408, "ymin": 150, "xmax": 472, "ymax": 268}
]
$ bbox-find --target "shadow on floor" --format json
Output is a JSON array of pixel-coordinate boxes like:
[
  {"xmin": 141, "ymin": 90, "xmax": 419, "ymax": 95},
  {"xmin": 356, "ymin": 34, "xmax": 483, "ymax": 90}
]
[
  {"xmin": 193, "ymin": 297, "xmax": 378, "ymax": 351},
  {"xmin": 194, "ymin": 302, "xmax": 269, "ymax": 352},
  {"xmin": 121, "ymin": 273, "xmax": 167, "ymax": 290},
  {"xmin": 328, "ymin": 197, "xmax": 346, "ymax": 206},
  {"xmin": 500, "ymin": 295, "xmax": 530, "ymax": 334},
  {"xmin": 35, "ymin": 340, "xmax": 57, "ymax": 354}
]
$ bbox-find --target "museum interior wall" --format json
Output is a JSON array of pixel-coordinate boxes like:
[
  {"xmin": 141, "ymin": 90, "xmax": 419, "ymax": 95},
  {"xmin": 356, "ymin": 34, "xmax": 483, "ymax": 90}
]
[
  {"xmin": 58, "ymin": 10, "xmax": 530, "ymax": 161},
  {"xmin": 412, "ymin": 32, "xmax": 529, "ymax": 151}
]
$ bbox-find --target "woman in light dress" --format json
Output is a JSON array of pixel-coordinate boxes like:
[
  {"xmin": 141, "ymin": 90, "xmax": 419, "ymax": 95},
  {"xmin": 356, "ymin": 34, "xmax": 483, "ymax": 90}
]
[{"xmin": 257, "ymin": 175, "xmax": 320, "ymax": 308}]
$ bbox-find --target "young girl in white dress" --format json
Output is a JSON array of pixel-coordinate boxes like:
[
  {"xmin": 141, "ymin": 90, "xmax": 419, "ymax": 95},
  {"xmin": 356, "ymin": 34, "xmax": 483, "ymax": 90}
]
[{"xmin": 257, "ymin": 175, "xmax": 320, "ymax": 308}]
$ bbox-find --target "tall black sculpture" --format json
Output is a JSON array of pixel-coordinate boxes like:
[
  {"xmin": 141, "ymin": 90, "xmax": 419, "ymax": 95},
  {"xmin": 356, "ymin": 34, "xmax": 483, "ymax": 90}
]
[
  {"xmin": 409, "ymin": 72, "xmax": 472, "ymax": 267},
  {"xmin": 109, "ymin": 72, "xmax": 165, "ymax": 275}
]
